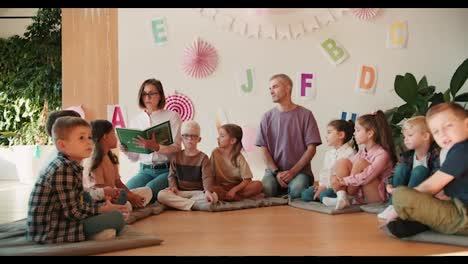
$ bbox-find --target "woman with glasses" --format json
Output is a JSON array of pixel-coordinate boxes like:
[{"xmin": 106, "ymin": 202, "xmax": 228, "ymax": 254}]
[{"xmin": 120, "ymin": 78, "xmax": 182, "ymax": 203}]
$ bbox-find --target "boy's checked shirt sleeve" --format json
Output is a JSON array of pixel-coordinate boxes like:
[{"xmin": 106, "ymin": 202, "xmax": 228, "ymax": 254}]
[{"xmin": 27, "ymin": 152, "xmax": 100, "ymax": 244}]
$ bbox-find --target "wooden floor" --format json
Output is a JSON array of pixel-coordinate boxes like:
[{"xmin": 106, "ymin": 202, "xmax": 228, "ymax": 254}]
[
  {"xmin": 99, "ymin": 207, "xmax": 468, "ymax": 256},
  {"xmin": 1, "ymin": 181, "xmax": 467, "ymax": 256}
]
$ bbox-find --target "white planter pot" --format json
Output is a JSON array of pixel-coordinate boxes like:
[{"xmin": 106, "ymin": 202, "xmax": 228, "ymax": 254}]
[
  {"xmin": 0, "ymin": 147, "xmax": 18, "ymax": 180},
  {"xmin": 12, "ymin": 145, "xmax": 56, "ymax": 184}
]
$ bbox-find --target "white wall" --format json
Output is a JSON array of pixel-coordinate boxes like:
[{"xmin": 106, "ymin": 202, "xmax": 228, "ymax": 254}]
[
  {"xmin": 118, "ymin": 8, "xmax": 468, "ymax": 182},
  {"xmin": 0, "ymin": 8, "xmax": 38, "ymax": 38}
]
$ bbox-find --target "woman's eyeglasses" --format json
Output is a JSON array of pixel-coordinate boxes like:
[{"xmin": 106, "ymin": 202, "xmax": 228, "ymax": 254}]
[
  {"xmin": 181, "ymin": 134, "xmax": 199, "ymax": 140},
  {"xmin": 142, "ymin": 92, "xmax": 159, "ymax": 97}
]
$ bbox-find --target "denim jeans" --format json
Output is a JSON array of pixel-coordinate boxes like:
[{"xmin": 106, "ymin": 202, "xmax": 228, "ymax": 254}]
[
  {"xmin": 82, "ymin": 210, "xmax": 125, "ymax": 239},
  {"xmin": 301, "ymin": 186, "xmax": 337, "ymax": 203},
  {"xmin": 390, "ymin": 164, "xmax": 429, "ymax": 204},
  {"xmin": 126, "ymin": 166, "xmax": 169, "ymax": 203},
  {"xmin": 261, "ymin": 169, "xmax": 310, "ymax": 199}
]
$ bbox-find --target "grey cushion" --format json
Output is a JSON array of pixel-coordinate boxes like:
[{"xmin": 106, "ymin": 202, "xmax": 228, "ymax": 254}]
[
  {"xmin": 360, "ymin": 202, "xmax": 389, "ymax": 214},
  {"xmin": 192, "ymin": 197, "xmax": 289, "ymax": 212},
  {"xmin": 288, "ymin": 199, "xmax": 362, "ymax": 215},
  {"xmin": 0, "ymin": 219, "xmax": 163, "ymax": 256},
  {"xmin": 126, "ymin": 202, "xmax": 166, "ymax": 224},
  {"xmin": 382, "ymin": 226, "xmax": 468, "ymax": 247}
]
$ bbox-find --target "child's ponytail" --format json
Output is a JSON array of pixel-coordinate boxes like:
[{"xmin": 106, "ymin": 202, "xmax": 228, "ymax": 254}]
[
  {"xmin": 346, "ymin": 120, "xmax": 359, "ymax": 152},
  {"xmin": 357, "ymin": 110, "xmax": 397, "ymax": 164},
  {"xmin": 328, "ymin": 119, "xmax": 358, "ymax": 151}
]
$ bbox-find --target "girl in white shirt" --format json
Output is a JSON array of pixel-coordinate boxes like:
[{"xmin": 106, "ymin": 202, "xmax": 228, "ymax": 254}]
[
  {"xmin": 120, "ymin": 78, "xmax": 182, "ymax": 203},
  {"xmin": 301, "ymin": 119, "xmax": 357, "ymax": 202}
]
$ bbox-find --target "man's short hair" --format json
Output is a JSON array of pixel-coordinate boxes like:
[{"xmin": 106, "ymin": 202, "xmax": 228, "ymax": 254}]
[
  {"xmin": 181, "ymin": 120, "xmax": 200, "ymax": 136},
  {"xmin": 270, "ymin": 74, "xmax": 293, "ymax": 88},
  {"xmin": 52, "ymin": 116, "xmax": 90, "ymax": 144},
  {"xmin": 46, "ymin": 110, "xmax": 81, "ymax": 137}
]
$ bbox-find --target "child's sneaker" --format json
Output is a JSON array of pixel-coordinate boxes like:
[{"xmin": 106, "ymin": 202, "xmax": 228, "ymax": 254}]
[
  {"xmin": 322, "ymin": 197, "xmax": 337, "ymax": 207},
  {"xmin": 384, "ymin": 207, "xmax": 399, "ymax": 224},
  {"xmin": 378, "ymin": 205, "xmax": 395, "ymax": 220},
  {"xmin": 90, "ymin": 228, "xmax": 116, "ymax": 241}
]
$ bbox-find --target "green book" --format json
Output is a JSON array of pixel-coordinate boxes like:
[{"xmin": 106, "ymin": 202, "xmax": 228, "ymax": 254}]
[{"xmin": 115, "ymin": 120, "xmax": 173, "ymax": 154}]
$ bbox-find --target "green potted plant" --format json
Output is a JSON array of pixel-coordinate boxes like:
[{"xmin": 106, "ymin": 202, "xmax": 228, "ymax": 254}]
[
  {"xmin": 0, "ymin": 8, "xmax": 61, "ymax": 183},
  {"xmin": 385, "ymin": 58, "xmax": 468, "ymax": 155}
]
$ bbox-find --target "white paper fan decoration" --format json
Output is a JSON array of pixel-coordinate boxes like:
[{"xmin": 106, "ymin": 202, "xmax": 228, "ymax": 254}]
[
  {"xmin": 182, "ymin": 38, "xmax": 218, "ymax": 78},
  {"xmin": 351, "ymin": 8, "xmax": 379, "ymax": 20}
]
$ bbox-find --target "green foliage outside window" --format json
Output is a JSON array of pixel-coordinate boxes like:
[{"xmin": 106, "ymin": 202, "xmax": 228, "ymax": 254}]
[{"xmin": 0, "ymin": 8, "xmax": 62, "ymax": 146}]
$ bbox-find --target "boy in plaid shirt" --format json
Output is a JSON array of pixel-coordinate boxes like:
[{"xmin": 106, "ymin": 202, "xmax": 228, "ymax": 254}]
[{"xmin": 27, "ymin": 116, "xmax": 128, "ymax": 244}]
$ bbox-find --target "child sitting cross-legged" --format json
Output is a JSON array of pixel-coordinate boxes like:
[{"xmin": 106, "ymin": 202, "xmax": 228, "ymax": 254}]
[
  {"xmin": 84, "ymin": 120, "xmax": 153, "ymax": 213},
  {"xmin": 387, "ymin": 102, "xmax": 468, "ymax": 238},
  {"xmin": 378, "ymin": 116, "xmax": 440, "ymax": 221},
  {"xmin": 301, "ymin": 119, "xmax": 357, "ymax": 203},
  {"xmin": 323, "ymin": 110, "xmax": 397, "ymax": 210},
  {"xmin": 210, "ymin": 124, "xmax": 264, "ymax": 201},
  {"xmin": 157, "ymin": 120, "xmax": 218, "ymax": 210},
  {"xmin": 27, "ymin": 116, "xmax": 128, "ymax": 244}
]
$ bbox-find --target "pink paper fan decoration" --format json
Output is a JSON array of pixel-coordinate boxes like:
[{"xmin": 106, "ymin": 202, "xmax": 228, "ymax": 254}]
[
  {"xmin": 351, "ymin": 8, "xmax": 379, "ymax": 20},
  {"xmin": 182, "ymin": 38, "xmax": 218, "ymax": 79},
  {"xmin": 164, "ymin": 92, "xmax": 195, "ymax": 121}
]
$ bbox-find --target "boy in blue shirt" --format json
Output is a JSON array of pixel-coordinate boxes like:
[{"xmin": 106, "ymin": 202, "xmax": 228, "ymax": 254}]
[{"xmin": 387, "ymin": 102, "xmax": 468, "ymax": 237}]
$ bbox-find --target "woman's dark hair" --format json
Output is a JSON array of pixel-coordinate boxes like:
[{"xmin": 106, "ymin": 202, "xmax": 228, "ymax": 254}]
[
  {"xmin": 328, "ymin": 119, "xmax": 358, "ymax": 151},
  {"xmin": 138, "ymin": 78, "xmax": 166, "ymax": 109},
  {"xmin": 220, "ymin": 124, "xmax": 244, "ymax": 167},
  {"xmin": 89, "ymin": 120, "xmax": 119, "ymax": 172},
  {"xmin": 357, "ymin": 110, "xmax": 397, "ymax": 164}
]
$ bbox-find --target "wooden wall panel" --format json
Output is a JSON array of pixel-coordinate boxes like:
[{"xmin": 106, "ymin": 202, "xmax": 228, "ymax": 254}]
[{"xmin": 62, "ymin": 8, "xmax": 118, "ymax": 121}]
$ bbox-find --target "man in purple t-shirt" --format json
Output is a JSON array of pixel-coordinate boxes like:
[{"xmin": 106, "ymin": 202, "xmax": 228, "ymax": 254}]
[{"xmin": 255, "ymin": 74, "xmax": 322, "ymax": 199}]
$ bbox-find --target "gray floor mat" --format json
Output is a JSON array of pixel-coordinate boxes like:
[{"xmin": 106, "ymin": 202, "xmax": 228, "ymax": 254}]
[
  {"xmin": 382, "ymin": 225, "xmax": 468, "ymax": 247},
  {"xmin": 360, "ymin": 202, "xmax": 389, "ymax": 214},
  {"xmin": 288, "ymin": 199, "xmax": 362, "ymax": 215},
  {"xmin": 126, "ymin": 202, "xmax": 166, "ymax": 224},
  {"xmin": 0, "ymin": 219, "xmax": 163, "ymax": 256},
  {"xmin": 192, "ymin": 197, "xmax": 289, "ymax": 212}
]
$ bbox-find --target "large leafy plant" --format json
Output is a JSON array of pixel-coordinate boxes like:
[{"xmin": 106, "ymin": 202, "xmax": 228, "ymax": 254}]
[
  {"xmin": 385, "ymin": 58, "xmax": 468, "ymax": 154},
  {"xmin": 0, "ymin": 8, "xmax": 61, "ymax": 146}
]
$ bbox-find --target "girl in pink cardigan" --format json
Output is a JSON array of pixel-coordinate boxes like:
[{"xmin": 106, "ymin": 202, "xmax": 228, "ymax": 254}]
[{"xmin": 323, "ymin": 110, "xmax": 397, "ymax": 210}]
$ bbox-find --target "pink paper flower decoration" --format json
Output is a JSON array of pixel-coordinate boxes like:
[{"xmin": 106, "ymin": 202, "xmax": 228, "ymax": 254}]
[
  {"xmin": 182, "ymin": 38, "xmax": 218, "ymax": 79},
  {"xmin": 164, "ymin": 92, "xmax": 195, "ymax": 121},
  {"xmin": 351, "ymin": 8, "xmax": 379, "ymax": 20}
]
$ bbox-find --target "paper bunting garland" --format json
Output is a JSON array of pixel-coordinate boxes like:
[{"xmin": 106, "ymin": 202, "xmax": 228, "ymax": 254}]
[
  {"xmin": 164, "ymin": 92, "xmax": 195, "ymax": 121},
  {"xmin": 196, "ymin": 8, "xmax": 350, "ymax": 40},
  {"xmin": 350, "ymin": 8, "xmax": 379, "ymax": 20},
  {"xmin": 182, "ymin": 38, "xmax": 218, "ymax": 78}
]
